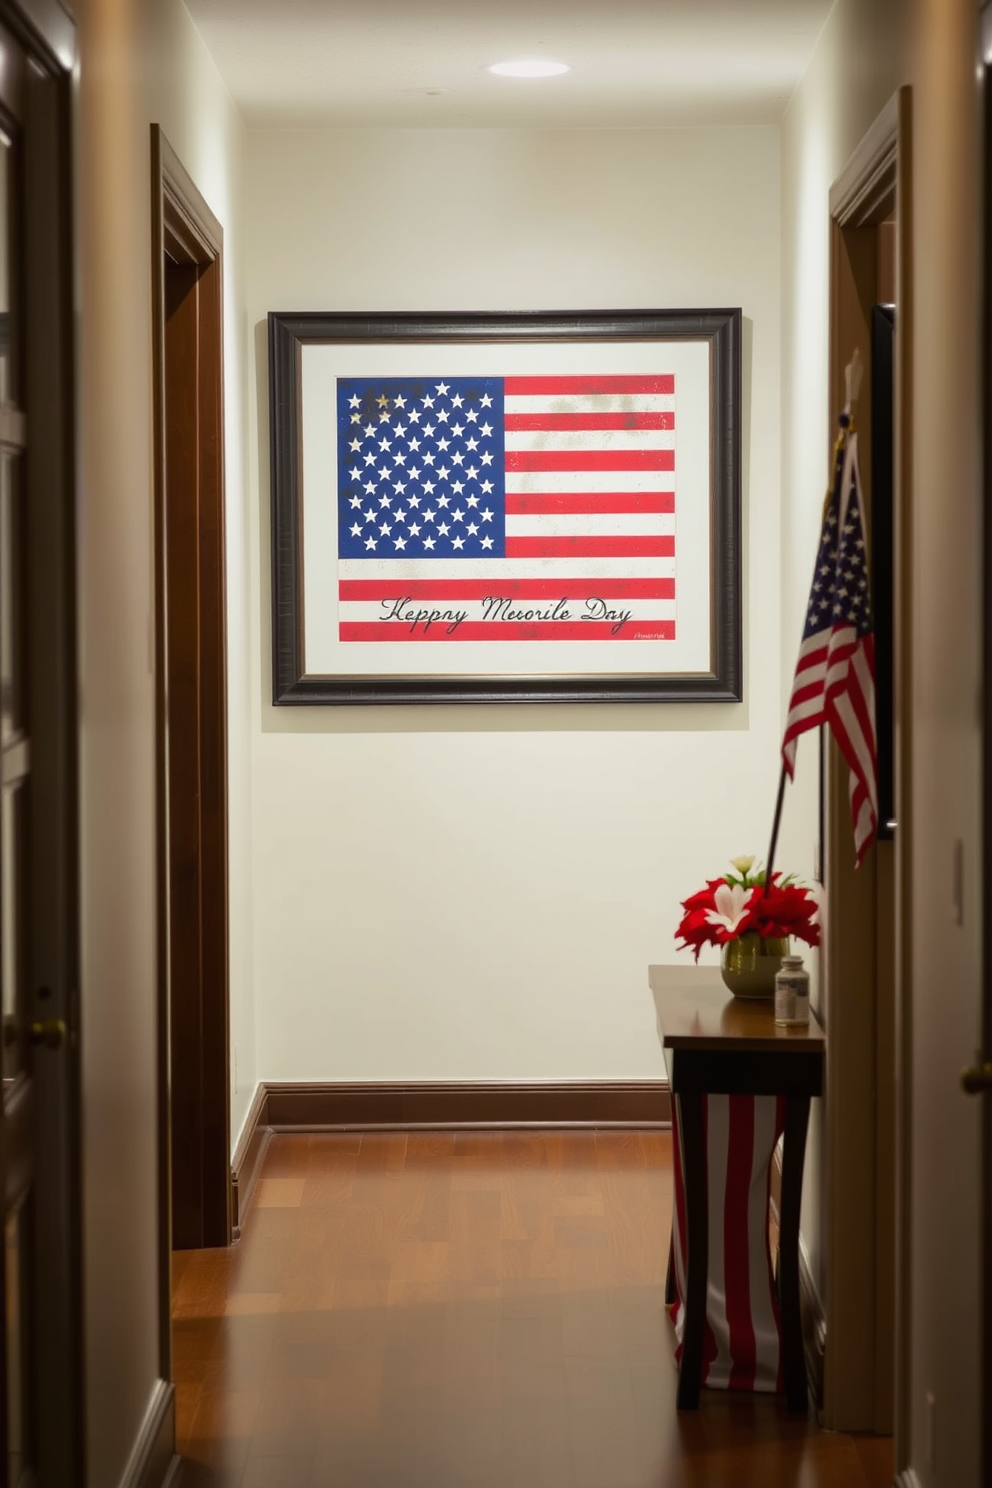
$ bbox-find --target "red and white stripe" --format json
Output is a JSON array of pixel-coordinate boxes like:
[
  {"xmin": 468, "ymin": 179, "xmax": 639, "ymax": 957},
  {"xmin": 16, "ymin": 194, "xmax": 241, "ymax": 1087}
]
[
  {"xmin": 670, "ymin": 1094, "xmax": 785, "ymax": 1394},
  {"xmin": 503, "ymin": 375, "xmax": 675, "ymax": 564}
]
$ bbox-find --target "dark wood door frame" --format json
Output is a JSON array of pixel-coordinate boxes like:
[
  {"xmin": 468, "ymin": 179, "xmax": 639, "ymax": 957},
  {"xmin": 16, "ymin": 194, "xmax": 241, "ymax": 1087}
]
[
  {"xmin": 981, "ymin": 9, "xmax": 992, "ymax": 1483},
  {"xmin": 824, "ymin": 89, "xmax": 911, "ymax": 1441},
  {"xmin": 150, "ymin": 124, "xmax": 230, "ymax": 1356}
]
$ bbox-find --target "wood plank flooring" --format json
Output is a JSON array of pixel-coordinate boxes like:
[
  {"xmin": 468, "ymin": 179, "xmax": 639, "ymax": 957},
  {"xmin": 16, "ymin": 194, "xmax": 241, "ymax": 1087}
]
[{"xmin": 172, "ymin": 1131, "xmax": 893, "ymax": 1488}]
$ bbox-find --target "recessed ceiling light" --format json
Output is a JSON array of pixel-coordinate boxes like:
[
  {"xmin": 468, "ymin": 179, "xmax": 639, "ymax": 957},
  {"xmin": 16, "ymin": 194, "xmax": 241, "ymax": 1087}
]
[{"xmin": 487, "ymin": 59, "xmax": 570, "ymax": 79}]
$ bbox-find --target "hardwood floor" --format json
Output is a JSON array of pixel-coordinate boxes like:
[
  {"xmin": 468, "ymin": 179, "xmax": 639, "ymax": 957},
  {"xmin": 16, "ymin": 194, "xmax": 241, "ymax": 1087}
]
[{"xmin": 172, "ymin": 1131, "xmax": 893, "ymax": 1487}]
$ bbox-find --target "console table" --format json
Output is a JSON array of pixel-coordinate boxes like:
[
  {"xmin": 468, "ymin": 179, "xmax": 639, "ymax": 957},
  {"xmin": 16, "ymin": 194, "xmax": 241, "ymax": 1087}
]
[{"xmin": 649, "ymin": 965, "xmax": 824, "ymax": 1413}]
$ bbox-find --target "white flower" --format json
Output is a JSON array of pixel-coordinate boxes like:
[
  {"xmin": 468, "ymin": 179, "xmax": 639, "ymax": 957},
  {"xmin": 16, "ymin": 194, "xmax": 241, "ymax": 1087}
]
[
  {"xmin": 705, "ymin": 882, "xmax": 754, "ymax": 936},
  {"xmin": 729, "ymin": 854, "xmax": 756, "ymax": 876}
]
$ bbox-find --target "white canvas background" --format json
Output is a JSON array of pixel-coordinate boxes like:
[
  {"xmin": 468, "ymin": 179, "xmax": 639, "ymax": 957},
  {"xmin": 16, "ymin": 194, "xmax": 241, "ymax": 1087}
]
[{"xmin": 300, "ymin": 336, "xmax": 714, "ymax": 677}]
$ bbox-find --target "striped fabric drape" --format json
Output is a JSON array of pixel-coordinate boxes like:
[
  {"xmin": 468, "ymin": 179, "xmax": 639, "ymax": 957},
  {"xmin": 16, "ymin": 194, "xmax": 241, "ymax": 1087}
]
[{"xmin": 669, "ymin": 1094, "xmax": 786, "ymax": 1392}]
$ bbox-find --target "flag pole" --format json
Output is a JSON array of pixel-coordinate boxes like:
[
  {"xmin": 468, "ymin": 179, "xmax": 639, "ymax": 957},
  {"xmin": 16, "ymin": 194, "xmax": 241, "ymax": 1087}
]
[
  {"xmin": 764, "ymin": 763, "xmax": 788, "ymax": 892},
  {"xmin": 765, "ymin": 347, "xmax": 864, "ymax": 893}
]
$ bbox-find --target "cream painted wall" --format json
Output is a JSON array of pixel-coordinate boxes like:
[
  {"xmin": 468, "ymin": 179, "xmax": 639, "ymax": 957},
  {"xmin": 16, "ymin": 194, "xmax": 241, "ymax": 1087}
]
[
  {"xmin": 75, "ymin": 0, "xmax": 250, "ymax": 1481},
  {"xmin": 782, "ymin": 0, "xmax": 983, "ymax": 1478},
  {"xmin": 245, "ymin": 127, "xmax": 784, "ymax": 1084}
]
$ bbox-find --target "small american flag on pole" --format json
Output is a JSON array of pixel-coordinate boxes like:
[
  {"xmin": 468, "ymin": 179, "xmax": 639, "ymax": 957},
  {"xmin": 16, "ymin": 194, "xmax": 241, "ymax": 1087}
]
[
  {"xmin": 781, "ymin": 419, "xmax": 878, "ymax": 865},
  {"xmin": 336, "ymin": 374, "xmax": 677, "ymax": 642}
]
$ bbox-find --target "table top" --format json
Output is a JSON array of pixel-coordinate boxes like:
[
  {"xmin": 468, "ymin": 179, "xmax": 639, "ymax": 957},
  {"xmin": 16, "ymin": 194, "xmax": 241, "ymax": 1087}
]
[{"xmin": 649, "ymin": 964, "xmax": 826, "ymax": 1055}]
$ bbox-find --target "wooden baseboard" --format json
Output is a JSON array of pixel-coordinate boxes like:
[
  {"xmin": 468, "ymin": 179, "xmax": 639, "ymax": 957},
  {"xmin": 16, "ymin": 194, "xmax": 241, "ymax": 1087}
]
[
  {"xmin": 117, "ymin": 1378, "xmax": 176, "ymax": 1488},
  {"xmin": 769, "ymin": 1145, "xmax": 826, "ymax": 1410},
  {"xmin": 230, "ymin": 1082, "xmax": 272, "ymax": 1238},
  {"xmin": 263, "ymin": 1079, "xmax": 671, "ymax": 1131},
  {"xmin": 231, "ymin": 1080, "xmax": 670, "ymax": 1231}
]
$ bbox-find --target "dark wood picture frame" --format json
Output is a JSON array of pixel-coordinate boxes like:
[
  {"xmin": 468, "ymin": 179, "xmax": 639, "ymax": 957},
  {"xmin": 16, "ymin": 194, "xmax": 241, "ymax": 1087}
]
[{"xmin": 268, "ymin": 308, "xmax": 742, "ymax": 705}]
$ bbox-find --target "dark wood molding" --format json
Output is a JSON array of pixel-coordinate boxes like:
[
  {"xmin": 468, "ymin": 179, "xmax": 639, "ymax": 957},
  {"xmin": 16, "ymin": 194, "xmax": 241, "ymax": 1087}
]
[
  {"xmin": 231, "ymin": 1080, "xmax": 671, "ymax": 1230},
  {"xmin": 891, "ymin": 83, "xmax": 914, "ymax": 1461},
  {"xmin": 984, "ymin": 20, "xmax": 992, "ymax": 1480},
  {"xmin": 825, "ymin": 85, "xmax": 909, "ymax": 1438},
  {"xmin": 150, "ymin": 119, "xmax": 172, "ymax": 1389},
  {"xmin": 231, "ymin": 1084, "xmax": 272, "ymax": 1239},
  {"xmin": 151, "ymin": 121, "xmax": 230, "ymax": 1410},
  {"xmin": 117, "ymin": 1379, "xmax": 178, "ymax": 1488},
  {"xmin": 263, "ymin": 1080, "xmax": 671, "ymax": 1131}
]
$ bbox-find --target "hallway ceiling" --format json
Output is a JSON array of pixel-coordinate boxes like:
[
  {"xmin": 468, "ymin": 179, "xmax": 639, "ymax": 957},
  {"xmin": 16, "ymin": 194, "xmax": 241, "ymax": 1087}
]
[{"xmin": 184, "ymin": 0, "xmax": 835, "ymax": 128}]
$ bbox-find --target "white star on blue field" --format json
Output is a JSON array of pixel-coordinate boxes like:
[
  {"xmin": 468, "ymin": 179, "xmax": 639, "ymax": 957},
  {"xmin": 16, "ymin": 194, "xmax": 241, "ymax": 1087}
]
[
  {"xmin": 803, "ymin": 454, "xmax": 872, "ymax": 641},
  {"xmin": 337, "ymin": 378, "xmax": 507, "ymax": 559}
]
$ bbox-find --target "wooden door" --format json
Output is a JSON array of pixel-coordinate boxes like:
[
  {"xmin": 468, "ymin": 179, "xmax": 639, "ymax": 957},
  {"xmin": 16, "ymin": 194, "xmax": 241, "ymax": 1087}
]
[
  {"xmin": 0, "ymin": 5, "xmax": 80, "ymax": 1486},
  {"xmin": 0, "ymin": 60, "xmax": 35, "ymax": 1476}
]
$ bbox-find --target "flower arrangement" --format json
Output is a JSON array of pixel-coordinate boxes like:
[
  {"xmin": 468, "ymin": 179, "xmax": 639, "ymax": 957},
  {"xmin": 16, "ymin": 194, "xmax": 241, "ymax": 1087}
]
[{"xmin": 675, "ymin": 855, "xmax": 820, "ymax": 962}]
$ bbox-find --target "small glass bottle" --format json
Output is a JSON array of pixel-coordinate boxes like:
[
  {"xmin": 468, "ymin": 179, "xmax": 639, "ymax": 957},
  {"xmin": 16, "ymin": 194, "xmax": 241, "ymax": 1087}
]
[{"xmin": 774, "ymin": 954, "xmax": 810, "ymax": 1027}]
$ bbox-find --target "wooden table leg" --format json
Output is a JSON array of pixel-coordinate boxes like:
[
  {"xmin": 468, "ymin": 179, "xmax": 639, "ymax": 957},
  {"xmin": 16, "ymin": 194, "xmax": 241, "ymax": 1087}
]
[
  {"xmin": 675, "ymin": 1089, "xmax": 707, "ymax": 1410},
  {"xmin": 779, "ymin": 1094, "xmax": 811, "ymax": 1413}
]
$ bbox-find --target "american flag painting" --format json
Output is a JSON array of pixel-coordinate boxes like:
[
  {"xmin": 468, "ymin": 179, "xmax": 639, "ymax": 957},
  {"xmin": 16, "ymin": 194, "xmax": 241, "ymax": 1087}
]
[{"xmin": 335, "ymin": 374, "xmax": 677, "ymax": 643}]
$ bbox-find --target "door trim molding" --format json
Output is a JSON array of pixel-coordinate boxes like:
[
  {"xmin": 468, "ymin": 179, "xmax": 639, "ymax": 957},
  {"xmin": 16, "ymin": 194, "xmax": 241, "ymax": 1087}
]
[
  {"xmin": 116, "ymin": 1378, "xmax": 177, "ymax": 1488},
  {"xmin": 824, "ymin": 86, "xmax": 911, "ymax": 1437},
  {"xmin": 981, "ymin": 12, "xmax": 992, "ymax": 1481},
  {"xmin": 150, "ymin": 121, "xmax": 231, "ymax": 1368}
]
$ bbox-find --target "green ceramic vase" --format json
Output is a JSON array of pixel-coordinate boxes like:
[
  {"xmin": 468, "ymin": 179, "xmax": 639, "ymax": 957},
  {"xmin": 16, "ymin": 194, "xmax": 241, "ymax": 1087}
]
[{"xmin": 720, "ymin": 932, "xmax": 789, "ymax": 999}]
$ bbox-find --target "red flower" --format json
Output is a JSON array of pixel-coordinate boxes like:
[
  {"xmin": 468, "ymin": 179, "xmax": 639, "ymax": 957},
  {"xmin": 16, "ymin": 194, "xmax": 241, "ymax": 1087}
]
[
  {"xmin": 674, "ymin": 864, "xmax": 819, "ymax": 959},
  {"xmin": 747, "ymin": 880, "xmax": 820, "ymax": 946}
]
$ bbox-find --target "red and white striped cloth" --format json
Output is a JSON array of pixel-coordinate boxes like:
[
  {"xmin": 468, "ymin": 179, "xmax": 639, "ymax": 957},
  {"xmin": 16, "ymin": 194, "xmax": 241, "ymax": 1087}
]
[{"xmin": 669, "ymin": 1094, "xmax": 785, "ymax": 1392}]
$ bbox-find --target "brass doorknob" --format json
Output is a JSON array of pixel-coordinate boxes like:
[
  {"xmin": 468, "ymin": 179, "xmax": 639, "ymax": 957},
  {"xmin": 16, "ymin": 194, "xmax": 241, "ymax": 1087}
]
[
  {"xmin": 961, "ymin": 1061, "xmax": 992, "ymax": 1095},
  {"xmin": 29, "ymin": 1019, "xmax": 66, "ymax": 1050}
]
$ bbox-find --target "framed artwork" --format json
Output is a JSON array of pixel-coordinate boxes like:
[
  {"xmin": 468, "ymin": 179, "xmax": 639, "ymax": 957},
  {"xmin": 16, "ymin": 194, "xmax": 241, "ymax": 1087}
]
[{"xmin": 268, "ymin": 308, "xmax": 742, "ymax": 704}]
